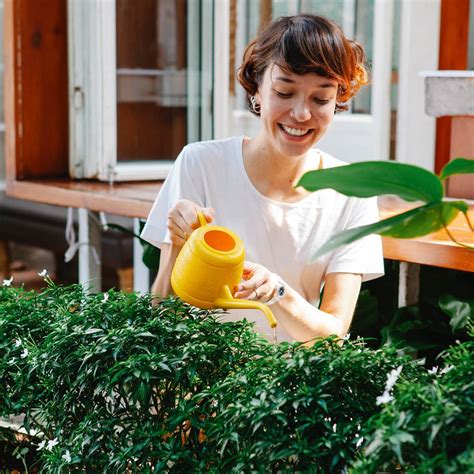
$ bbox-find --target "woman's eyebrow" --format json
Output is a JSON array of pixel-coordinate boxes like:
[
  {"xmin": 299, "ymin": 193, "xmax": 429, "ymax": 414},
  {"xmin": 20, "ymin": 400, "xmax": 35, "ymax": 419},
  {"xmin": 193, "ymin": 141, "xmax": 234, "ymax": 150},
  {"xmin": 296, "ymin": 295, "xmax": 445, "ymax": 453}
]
[
  {"xmin": 274, "ymin": 76, "xmax": 337, "ymax": 89},
  {"xmin": 274, "ymin": 76, "xmax": 295, "ymax": 83}
]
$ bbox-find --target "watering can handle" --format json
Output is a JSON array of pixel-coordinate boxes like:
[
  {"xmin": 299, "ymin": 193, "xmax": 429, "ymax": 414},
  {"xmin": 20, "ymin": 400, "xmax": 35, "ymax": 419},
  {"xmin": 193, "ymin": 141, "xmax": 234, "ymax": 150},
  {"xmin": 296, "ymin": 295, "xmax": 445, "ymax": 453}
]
[{"xmin": 197, "ymin": 211, "xmax": 208, "ymax": 228}]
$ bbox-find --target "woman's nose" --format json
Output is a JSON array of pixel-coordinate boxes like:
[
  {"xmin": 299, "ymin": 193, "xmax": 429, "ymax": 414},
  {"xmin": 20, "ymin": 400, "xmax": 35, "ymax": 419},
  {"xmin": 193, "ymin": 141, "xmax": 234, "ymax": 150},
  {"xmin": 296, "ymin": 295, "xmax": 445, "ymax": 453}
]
[{"xmin": 290, "ymin": 101, "xmax": 311, "ymax": 122}]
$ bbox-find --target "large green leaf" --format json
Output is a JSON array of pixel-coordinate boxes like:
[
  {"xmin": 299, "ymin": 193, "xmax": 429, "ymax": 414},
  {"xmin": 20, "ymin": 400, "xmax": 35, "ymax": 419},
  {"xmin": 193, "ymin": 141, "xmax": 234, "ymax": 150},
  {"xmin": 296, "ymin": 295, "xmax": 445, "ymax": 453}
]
[
  {"xmin": 311, "ymin": 201, "xmax": 468, "ymax": 261},
  {"xmin": 439, "ymin": 157, "xmax": 474, "ymax": 180},
  {"xmin": 297, "ymin": 161, "xmax": 444, "ymax": 202}
]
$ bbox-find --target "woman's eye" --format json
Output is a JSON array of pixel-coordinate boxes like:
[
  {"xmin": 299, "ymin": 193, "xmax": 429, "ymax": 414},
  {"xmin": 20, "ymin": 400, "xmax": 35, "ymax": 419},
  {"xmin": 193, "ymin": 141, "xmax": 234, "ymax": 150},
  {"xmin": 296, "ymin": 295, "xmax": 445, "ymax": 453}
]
[
  {"xmin": 274, "ymin": 90, "xmax": 292, "ymax": 98},
  {"xmin": 314, "ymin": 98, "xmax": 330, "ymax": 105}
]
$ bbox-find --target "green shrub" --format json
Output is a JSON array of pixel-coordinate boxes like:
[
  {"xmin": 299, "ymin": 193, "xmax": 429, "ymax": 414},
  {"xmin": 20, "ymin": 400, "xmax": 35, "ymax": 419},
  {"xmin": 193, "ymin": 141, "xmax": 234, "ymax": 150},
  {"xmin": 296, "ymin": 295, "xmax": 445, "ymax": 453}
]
[
  {"xmin": 1, "ymin": 283, "xmax": 269, "ymax": 471},
  {"xmin": 352, "ymin": 335, "xmax": 474, "ymax": 473},
  {"xmin": 199, "ymin": 338, "xmax": 421, "ymax": 473},
  {"xmin": 1, "ymin": 282, "xmax": 472, "ymax": 472}
]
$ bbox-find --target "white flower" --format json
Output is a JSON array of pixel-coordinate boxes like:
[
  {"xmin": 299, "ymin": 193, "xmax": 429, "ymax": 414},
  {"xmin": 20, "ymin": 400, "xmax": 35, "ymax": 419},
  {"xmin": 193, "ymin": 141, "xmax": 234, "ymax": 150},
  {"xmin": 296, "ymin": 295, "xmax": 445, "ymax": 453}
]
[
  {"xmin": 441, "ymin": 365, "xmax": 454, "ymax": 374},
  {"xmin": 2, "ymin": 277, "xmax": 13, "ymax": 286},
  {"xmin": 356, "ymin": 436, "xmax": 365, "ymax": 448},
  {"xmin": 385, "ymin": 366, "xmax": 403, "ymax": 392},
  {"xmin": 375, "ymin": 366, "xmax": 402, "ymax": 406},
  {"xmin": 102, "ymin": 293, "xmax": 109, "ymax": 303},
  {"xmin": 428, "ymin": 366, "xmax": 439, "ymax": 375},
  {"xmin": 47, "ymin": 438, "xmax": 59, "ymax": 451},
  {"xmin": 14, "ymin": 338, "xmax": 22, "ymax": 347},
  {"xmin": 343, "ymin": 333, "xmax": 351, "ymax": 340},
  {"xmin": 62, "ymin": 450, "xmax": 72, "ymax": 462},
  {"xmin": 38, "ymin": 269, "xmax": 48, "ymax": 277},
  {"xmin": 376, "ymin": 391, "xmax": 394, "ymax": 406},
  {"xmin": 8, "ymin": 358, "xmax": 16, "ymax": 365},
  {"xmin": 81, "ymin": 436, "xmax": 91, "ymax": 449},
  {"xmin": 37, "ymin": 440, "xmax": 47, "ymax": 451},
  {"xmin": 20, "ymin": 348, "xmax": 29, "ymax": 358}
]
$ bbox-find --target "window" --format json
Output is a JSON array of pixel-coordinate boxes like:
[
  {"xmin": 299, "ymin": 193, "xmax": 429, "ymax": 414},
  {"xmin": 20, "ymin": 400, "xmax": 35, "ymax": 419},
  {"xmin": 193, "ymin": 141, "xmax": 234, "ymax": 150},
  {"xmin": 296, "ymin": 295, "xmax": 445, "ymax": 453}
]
[
  {"xmin": 68, "ymin": 0, "xmax": 213, "ymax": 181},
  {"xmin": 225, "ymin": 0, "xmax": 392, "ymax": 162}
]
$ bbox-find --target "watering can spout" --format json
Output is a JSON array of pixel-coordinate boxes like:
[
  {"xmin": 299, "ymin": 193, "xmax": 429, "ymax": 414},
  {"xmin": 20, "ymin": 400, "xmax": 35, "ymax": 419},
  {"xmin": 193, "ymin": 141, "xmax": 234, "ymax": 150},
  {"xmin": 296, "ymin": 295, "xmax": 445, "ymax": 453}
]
[{"xmin": 214, "ymin": 285, "xmax": 277, "ymax": 329}]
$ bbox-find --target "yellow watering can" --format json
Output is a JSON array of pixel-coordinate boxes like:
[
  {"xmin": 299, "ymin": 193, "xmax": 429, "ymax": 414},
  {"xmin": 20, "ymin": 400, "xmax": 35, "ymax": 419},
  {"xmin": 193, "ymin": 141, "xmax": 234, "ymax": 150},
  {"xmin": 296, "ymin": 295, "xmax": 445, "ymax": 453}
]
[{"xmin": 171, "ymin": 212, "xmax": 277, "ymax": 329}]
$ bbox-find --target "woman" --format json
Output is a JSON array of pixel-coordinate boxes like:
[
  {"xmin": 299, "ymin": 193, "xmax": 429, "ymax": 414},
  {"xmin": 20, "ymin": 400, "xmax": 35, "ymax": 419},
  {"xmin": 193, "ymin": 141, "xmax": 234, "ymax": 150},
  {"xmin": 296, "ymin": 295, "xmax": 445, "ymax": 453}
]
[{"xmin": 141, "ymin": 14, "xmax": 384, "ymax": 343}]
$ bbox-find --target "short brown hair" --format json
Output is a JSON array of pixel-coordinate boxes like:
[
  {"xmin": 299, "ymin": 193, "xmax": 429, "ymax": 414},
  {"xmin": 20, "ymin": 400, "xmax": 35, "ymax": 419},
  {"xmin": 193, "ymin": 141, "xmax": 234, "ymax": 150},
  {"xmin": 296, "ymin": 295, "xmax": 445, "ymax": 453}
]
[{"xmin": 237, "ymin": 14, "xmax": 368, "ymax": 114}]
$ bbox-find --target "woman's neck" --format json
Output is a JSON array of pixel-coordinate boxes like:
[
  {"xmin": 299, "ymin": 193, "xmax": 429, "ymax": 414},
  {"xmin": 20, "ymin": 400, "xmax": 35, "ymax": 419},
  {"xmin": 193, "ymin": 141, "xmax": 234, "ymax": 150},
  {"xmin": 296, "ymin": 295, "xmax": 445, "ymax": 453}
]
[{"xmin": 242, "ymin": 136, "xmax": 322, "ymax": 203}]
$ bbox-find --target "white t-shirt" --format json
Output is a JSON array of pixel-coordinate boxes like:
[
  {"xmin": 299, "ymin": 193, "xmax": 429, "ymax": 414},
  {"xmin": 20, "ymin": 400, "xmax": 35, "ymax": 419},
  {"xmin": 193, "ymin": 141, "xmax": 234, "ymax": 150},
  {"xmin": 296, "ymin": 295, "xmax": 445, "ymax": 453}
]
[{"xmin": 141, "ymin": 136, "xmax": 384, "ymax": 342}]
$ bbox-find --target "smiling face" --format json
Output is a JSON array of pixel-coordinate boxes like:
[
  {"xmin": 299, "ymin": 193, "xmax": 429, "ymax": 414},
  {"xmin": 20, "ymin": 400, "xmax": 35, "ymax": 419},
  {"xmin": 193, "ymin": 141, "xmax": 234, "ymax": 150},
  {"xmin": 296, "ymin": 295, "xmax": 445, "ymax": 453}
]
[{"xmin": 254, "ymin": 63, "xmax": 339, "ymax": 160}]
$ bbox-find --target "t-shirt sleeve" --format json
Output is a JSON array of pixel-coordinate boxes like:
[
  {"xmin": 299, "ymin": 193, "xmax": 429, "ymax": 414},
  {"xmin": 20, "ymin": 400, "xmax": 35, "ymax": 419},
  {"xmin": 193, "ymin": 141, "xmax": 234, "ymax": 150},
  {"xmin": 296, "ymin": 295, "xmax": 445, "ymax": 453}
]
[
  {"xmin": 326, "ymin": 196, "xmax": 384, "ymax": 282},
  {"xmin": 140, "ymin": 146, "xmax": 205, "ymax": 248}
]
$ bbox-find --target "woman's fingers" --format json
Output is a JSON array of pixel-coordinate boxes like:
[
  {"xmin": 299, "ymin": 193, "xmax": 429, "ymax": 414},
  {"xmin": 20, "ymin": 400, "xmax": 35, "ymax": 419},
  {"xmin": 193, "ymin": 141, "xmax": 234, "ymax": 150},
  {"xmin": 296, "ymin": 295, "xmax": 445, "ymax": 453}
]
[
  {"xmin": 201, "ymin": 207, "xmax": 215, "ymax": 226},
  {"xmin": 234, "ymin": 284, "xmax": 273, "ymax": 301},
  {"xmin": 167, "ymin": 200, "xmax": 215, "ymax": 246},
  {"xmin": 167, "ymin": 220, "xmax": 187, "ymax": 246},
  {"xmin": 174, "ymin": 201, "xmax": 199, "ymax": 231},
  {"xmin": 234, "ymin": 262, "xmax": 273, "ymax": 301}
]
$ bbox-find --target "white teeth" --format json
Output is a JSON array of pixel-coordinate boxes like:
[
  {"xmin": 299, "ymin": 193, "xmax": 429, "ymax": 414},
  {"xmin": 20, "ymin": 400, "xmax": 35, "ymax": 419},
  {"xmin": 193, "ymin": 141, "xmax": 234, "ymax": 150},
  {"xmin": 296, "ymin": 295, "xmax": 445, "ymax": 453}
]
[{"xmin": 281, "ymin": 125, "xmax": 309, "ymax": 136}]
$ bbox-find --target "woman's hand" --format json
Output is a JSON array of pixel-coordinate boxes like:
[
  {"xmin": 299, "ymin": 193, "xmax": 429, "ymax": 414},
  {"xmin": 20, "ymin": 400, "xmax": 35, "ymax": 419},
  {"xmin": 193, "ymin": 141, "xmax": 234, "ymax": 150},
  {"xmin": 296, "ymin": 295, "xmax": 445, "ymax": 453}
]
[
  {"xmin": 233, "ymin": 261, "xmax": 280, "ymax": 303},
  {"xmin": 167, "ymin": 199, "xmax": 215, "ymax": 247}
]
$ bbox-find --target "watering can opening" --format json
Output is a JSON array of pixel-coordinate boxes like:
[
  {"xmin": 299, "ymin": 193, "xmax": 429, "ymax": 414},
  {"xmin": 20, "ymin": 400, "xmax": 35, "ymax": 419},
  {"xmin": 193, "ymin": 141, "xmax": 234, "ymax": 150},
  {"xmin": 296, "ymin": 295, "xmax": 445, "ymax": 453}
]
[{"xmin": 203, "ymin": 230, "xmax": 236, "ymax": 252}]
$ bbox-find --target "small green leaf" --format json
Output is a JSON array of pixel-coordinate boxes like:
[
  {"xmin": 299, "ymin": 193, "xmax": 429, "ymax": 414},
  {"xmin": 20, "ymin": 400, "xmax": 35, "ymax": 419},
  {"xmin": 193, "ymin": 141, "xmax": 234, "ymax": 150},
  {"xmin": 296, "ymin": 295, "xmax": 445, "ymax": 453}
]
[
  {"xmin": 296, "ymin": 161, "xmax": 444, "ymax": 202},
  {"xmin": 84, "ymin": 328, "xmax": 103, "ymax": 335},
  {"xmin": 439, "ymin": 294, "xmax": 473, "ymax": 331},
  {"xmin": 158, "ymin": 361, "xmax": 172, "ymax": 372},
  {"xmin": 429, "ymin": 422, "xmax": 443, "ymax": 447},
  {"xmin": 311, "ymin": 201, "xmax": 466, "ymax": 260},
  {"xmin": 440, "ymin": 157, "xmax": 474, "ymax": 180}
]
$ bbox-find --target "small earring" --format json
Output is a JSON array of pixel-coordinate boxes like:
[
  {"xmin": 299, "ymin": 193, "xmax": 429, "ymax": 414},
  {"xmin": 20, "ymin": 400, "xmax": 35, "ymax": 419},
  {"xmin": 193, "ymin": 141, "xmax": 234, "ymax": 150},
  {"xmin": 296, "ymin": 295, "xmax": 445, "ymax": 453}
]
[{"xmin": 250, "ymin": 95, "xmax": 261, "ymax": 114}]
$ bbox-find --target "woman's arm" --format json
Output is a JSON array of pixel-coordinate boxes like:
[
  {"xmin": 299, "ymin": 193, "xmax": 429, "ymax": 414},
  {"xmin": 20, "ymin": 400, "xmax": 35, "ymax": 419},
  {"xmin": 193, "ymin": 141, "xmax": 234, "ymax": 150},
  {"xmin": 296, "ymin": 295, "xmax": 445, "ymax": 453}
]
[
  {"xmin": 150, "ymin": 243, "xmax": 180, "ymax": 298},
  {"xmin": 234, "ymin": 263, "xmax": 361, "ymax": 342},
  {"xmin": 278, "ymin": 272, "xmax": 362, "ymax": 341}
]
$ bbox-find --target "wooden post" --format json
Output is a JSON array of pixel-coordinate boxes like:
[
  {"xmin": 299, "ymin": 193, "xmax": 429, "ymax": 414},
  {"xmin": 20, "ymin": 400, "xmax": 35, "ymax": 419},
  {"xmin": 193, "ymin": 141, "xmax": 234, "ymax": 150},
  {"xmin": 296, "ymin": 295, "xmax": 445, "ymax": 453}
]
[
  {"xmin": 259, "ymin": 0, "xmax": 272, "ymax": 32},
  {"xmin": 4, "ymin": 0, "xmax": 69, "ymax": 181},
  {"xmin": 435, "ymin": 0, "xmax": 470, "ymax": 174}
]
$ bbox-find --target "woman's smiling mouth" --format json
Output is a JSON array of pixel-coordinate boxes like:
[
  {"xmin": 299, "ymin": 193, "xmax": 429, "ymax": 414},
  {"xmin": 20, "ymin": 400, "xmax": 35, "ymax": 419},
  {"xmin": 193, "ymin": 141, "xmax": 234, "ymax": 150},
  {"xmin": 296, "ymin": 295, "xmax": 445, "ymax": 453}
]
[{"xmin": 279, "ymin": 124, "xmax": 313, "ymax": 137}]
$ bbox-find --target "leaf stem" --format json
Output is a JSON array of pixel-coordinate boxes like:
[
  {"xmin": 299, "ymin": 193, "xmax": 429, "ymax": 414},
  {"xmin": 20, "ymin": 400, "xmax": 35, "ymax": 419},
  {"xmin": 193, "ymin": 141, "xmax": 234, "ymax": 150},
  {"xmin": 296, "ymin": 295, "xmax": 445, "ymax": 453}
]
[
  {"xmin": 462, "ymin": 211, "xmax": 474, "ymax": 232},
  {"xmin": 442, "ymin": 223, "xmax": 474, "ymax": 250}
]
